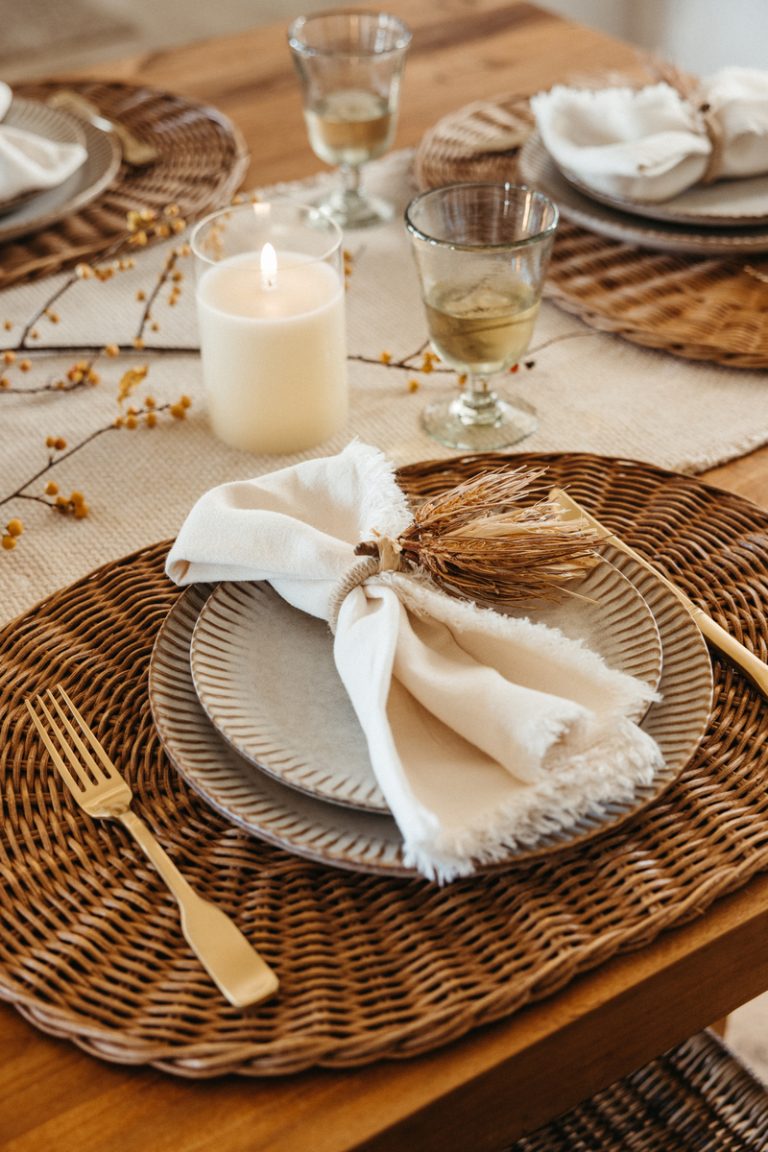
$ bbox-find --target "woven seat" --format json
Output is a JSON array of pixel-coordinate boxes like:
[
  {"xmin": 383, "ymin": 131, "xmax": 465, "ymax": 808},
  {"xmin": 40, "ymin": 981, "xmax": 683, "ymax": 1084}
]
[{"xmin": 510, "ymin": 1031, "xmax": 768, "ymax": 1150}]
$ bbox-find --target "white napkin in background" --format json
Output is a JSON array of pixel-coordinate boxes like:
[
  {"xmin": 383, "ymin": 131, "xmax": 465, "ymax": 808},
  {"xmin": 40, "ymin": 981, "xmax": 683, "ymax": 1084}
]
[
  {"xmin": 531, "ymin": 67, "xmax": 768, "ymax": 203},
  {"xmin": 166, "ymin": 442, "xmax": 662, "ymax": 882},
  {"xmin": 0, "ymin": 80, "xmax": 87, "ymax": 202},
  {"xmin": 530, "ymin": 82, "xmax": 712, "ymax": 202},
  {"xmin": 705, "ymin": 66, "xmax": 768, "ymax": 178}
]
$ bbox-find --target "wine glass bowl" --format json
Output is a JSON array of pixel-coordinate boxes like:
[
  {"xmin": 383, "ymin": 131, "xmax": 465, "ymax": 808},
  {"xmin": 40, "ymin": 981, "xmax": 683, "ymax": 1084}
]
[
  {"xmin": 288, "ymin": 9, "xmax": 411, "ymax": 229},
  {"xmin": 405, "ymin": 182, "xmax": 559, "ymax": 450}
]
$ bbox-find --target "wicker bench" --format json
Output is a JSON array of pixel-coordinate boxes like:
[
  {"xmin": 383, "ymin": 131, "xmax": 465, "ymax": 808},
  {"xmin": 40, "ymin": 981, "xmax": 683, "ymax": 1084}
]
[{"xmin": 510, "ymin": 1031, "xmax": 768, "ymax": 1150}]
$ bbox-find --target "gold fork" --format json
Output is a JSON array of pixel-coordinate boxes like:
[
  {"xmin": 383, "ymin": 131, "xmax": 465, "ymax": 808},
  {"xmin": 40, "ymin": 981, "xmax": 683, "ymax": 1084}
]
[{"xmin": 25, "ymin": 685, "xmax": 279, "ymax": 1008}]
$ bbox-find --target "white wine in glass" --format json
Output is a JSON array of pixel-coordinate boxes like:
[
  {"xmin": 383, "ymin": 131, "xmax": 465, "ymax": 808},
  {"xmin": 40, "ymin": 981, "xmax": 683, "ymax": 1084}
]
[
  {"xmin": 406, "ymin": 183, "xmax": 558, "ymax": 450},
  {"xmin": 424, "ymin": 279, "xmax": 541, "ymax": 376},
  {"xmin": 305, "ymin": 89, "xmax": 395, "ymax": 168},
  {"xmin": 288, "ymin": 11, "xmax": 411, "ymax": 229}
]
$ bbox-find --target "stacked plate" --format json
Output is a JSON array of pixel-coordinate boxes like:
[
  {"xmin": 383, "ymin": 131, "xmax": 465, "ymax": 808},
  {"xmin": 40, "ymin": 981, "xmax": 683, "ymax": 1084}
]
[
  {"xmin": 148, "ymin": 539, "xmax": 714, "ymax": 879},
  {"xmin": 0, "ymin": 97, "xmax": 121, "ymax": 244},
  {"xmin": 519, "ymin": 131, "xmax": 768, "ymax": 255}
]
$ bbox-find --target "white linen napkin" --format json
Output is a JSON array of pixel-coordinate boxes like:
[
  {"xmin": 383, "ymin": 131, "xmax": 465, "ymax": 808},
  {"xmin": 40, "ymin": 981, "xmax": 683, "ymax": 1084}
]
[
  {"xmin": 166, "ymin": 442, "xmax": 662, "ymax": 882},
  {"xmin": 0, "ymin": 81, "xmax": 87, "ymax": 203},
  {"xmin": 530, "ymin": 82, "xmax": 711, "ymax": 202},
  {"xmin": 531, "ymin": 68, "xmax": 768, "ymax": 203},
  {"xmin": 705, "ymin": 66, "xmax": 768, "ymax": 178}
]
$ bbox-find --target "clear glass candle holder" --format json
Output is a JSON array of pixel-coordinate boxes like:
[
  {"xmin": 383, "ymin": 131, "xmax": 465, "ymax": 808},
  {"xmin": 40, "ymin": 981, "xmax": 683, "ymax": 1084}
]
[
  {"xmin": 191, "ymin": 201, "xmax": 347, "ymax": 454},
  {"xmin": 288, "ymin": 9, "xmax": 411, "ymax": 229},
  {"xmin": 405, "ymin": 182, "xmax": 559, "ymax": 451}
]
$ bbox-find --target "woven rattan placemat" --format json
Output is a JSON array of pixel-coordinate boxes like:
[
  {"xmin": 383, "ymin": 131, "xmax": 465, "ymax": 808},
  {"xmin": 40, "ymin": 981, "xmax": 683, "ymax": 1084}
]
[
  {"xmin": 1, "ymin": 79, "xmax": 249, "ymax": 290},
  {"xmin": 513, "ymin": 1030, "xmax": 768, "ymax": 1150},
  {"xmin": 415, "ymin": 94, "xmax": 768, "ymax": 369},
  {"xmin": 1, "ymin": 452, "xmax": 767, "ymax": 1077}
]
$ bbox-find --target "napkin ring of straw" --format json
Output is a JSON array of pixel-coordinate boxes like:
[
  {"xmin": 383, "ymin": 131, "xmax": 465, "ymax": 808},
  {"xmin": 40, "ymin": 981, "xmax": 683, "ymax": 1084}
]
[
  {"xmin": 650, "ymin": 59, "xmax": 725, "ymax": 184},
  {"xmin": 326, "ymin": 467, "xmax": 600, "ymax": 633}
]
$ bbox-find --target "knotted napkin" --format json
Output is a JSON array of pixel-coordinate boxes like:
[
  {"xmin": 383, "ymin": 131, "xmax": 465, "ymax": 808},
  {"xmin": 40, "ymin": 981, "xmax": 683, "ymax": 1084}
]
[
  {"xmin": 0, "ymin": 81, "xmax": 87, "ymax": 203},
  {"xmin": 166, "ymin": 443, "xmax": 662, "ymax": 882},
  {"xmin": 531, "ymin": 67, "xmax": 768, "ymax": 203}
]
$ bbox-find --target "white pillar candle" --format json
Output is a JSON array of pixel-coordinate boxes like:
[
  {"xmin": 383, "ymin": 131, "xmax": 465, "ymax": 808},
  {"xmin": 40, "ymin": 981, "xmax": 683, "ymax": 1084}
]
[{"xmin": 196, "ymin": 246, "xmax": 347, "ymax": 454}]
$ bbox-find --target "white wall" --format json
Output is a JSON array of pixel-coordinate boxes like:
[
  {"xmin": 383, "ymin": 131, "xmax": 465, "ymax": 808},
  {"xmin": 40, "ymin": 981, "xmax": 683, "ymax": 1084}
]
[{"xmin": 539, "ymin": 0, "xmax": 768, "ymax": 74}]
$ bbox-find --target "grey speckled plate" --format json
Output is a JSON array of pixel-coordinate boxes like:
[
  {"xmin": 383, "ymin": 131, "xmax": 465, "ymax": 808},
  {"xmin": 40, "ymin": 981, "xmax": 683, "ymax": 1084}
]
[
  {"xmin": 147, "ymin": 547, "xmax": 712, "ymax": 877},
  {"xmin": 519, "ymin": 131, "xmax": 768, "ymax": 254},
  {"xmin": 189, "ymin": 558, "xmax": 663, "ymax": 814}
]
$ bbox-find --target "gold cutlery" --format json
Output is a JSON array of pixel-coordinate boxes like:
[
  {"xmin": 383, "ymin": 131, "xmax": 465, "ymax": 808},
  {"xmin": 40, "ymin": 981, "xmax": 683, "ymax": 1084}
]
[
  {"xmin": 47, "ymin": 90, "xmax": 159, "ymax": 168},
  {"xmin": 25, "ymin": 685, "xmax": 278, "ymax": 1008},
  {"xmin": 551, "ymin": 487, "xmax": 768, "ymax": 699}
]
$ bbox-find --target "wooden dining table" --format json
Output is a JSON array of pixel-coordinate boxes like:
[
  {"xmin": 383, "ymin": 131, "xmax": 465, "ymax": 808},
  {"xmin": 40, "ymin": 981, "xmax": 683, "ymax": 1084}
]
[{"xmin": 2, "ymin": 2, "xmax": 768, "ymax": 1149}]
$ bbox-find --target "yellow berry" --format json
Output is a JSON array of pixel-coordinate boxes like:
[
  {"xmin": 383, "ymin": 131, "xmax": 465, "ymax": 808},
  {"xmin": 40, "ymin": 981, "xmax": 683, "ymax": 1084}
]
[
  {"xmin": 73, "ymin": 503, "xmax": 89, "ymax": 520},
  {"xmin": 44, "ymin": 481, "xmax": 59, "ymax": 496},
  {"xmin": 125, "ymin": 415, "xmax": 138, "ymax": 430},
  {"xmin": 6, "ymin": 518, "xmax": 23, "ymax": 537},
  {"xmin": 169, "ymin": 403, "xmax": 185, "ymax": 419},
  {"xmin": 145, "ymin": 411, "xmax": 157, "ymax": 428},
  {"xmin": 104, "ymin": 343, "xmax": 119, "ymax": 358},
  {"xmin": 1, "ymin": 534, "xmax": 16, "ymax": 551},
  {"xmin": 69, "ymin": 491, "xmax": 85, "ymax": 507},
  {"xmin": 3, "ymin": 350, "xmax": 15, "ymax": 364},
  {"xmin": 19, "ymin": 359, "xmax": 31, "ymax": 371},
  {"xmin": 54, "ymin": 437, "xmax": 67, "ymax": 451},
  {"xmin": 180, "ymin": 394, "xmax": 192, "ymax": 409}
]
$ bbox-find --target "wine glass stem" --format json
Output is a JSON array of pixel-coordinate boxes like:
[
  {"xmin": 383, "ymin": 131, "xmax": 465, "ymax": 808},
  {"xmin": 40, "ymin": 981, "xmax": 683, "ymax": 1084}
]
[
  {"xmin": 340, "ymin": 163, "xmax": 362, "ymax": 199},
  {"xmin": 461, "ymin": 374, "xmax": 498, "ymax": 415}
]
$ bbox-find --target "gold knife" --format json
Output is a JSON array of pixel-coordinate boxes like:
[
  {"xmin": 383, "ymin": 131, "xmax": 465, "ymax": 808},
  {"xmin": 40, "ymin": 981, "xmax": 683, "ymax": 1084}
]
[{"xmin": 550, "ymin": 487, "xmax": 768, "ymax": 699}]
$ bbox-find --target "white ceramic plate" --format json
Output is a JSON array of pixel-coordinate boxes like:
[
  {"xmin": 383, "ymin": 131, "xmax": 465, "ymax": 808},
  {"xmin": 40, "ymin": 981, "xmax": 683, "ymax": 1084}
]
[
  {"xmin": 189, "ymin": 558, "xmax": 663, "ymax": 813},
  {"xmin": 519, "ymin": 132, "xmax": 768, "ymax": 255},
  {"xmin": 0, "ymin": 98, "xmax": 121, "ymax": 243},
  {"xmin": 148, "ymin": 547, "xmax": 713, "ymax": 877}
]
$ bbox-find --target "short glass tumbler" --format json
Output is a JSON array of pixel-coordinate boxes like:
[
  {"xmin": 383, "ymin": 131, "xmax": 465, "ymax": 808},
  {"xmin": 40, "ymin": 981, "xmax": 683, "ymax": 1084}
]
[
  {"xmin": 288, "ymin": 9, "xmax": 411, "ymax": 229},
  {"xmin": 405, "ymin": 183, "xmax": 558, "ymax": 450}
]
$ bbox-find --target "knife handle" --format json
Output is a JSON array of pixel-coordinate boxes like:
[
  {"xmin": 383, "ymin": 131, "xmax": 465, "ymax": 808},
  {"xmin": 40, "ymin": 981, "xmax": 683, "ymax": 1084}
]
[{"xmin": 550, "ymin": 487, "xmax": 768, "ymax": 701}]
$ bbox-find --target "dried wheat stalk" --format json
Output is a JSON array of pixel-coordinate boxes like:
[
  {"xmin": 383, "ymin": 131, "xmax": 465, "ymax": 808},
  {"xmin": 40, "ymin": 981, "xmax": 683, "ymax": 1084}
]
[{"xmin": 356, "ymin": 466, "xmax": 601, "ymax": 607}]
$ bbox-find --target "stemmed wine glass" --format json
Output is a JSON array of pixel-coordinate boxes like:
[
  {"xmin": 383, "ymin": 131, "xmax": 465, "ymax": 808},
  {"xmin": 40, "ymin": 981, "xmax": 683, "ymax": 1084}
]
[
  {"xmin": 405, "ymin": 182, "xmax": 559, "ymax": 450},
  {"xmin": 288, "ymin": 9, "xmax": 411, "ymax": 229}
]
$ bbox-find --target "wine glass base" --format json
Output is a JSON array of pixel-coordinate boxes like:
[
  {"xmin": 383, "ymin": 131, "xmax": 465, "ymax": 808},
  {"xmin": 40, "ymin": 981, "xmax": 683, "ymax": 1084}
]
[
  {"xmin": 314, "ymin": 189, "xmax": 394, "ymax": 230},
  {"xmin": 421, "ymin": 394, "xmax": 538, "ymax": 451}
]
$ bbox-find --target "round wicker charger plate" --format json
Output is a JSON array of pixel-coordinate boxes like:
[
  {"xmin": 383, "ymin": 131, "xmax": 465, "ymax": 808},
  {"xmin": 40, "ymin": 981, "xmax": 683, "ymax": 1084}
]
[
  {"xmin": 415, "ymin": 94, "xmax": 768, "ymax": 368},
  {"xmin": 1, "ymin": 452, "xmax": 767, "ymax": 1078},
  {"xmin": 0, "ymin": 79, "xmax": 249, "ymax": 291}
]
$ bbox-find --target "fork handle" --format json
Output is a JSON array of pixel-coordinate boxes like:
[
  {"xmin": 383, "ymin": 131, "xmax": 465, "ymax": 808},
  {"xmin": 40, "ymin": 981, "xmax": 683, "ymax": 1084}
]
[{"xmin": 119, "ymin": 811, "xmax": 279, "ymax": 1007}]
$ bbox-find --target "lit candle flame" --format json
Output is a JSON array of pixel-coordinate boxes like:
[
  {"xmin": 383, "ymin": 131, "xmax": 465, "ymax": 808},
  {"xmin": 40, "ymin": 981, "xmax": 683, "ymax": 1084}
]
[{"xmin": 260, "ymin": 242, "xmax": 278, "ymax": 290}]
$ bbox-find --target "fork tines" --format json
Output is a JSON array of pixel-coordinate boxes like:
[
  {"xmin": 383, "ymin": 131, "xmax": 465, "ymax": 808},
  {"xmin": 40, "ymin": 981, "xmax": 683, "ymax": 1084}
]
[{"xmin": 25, "ymin": 684, "xmax": 118, "ymax": 796}]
